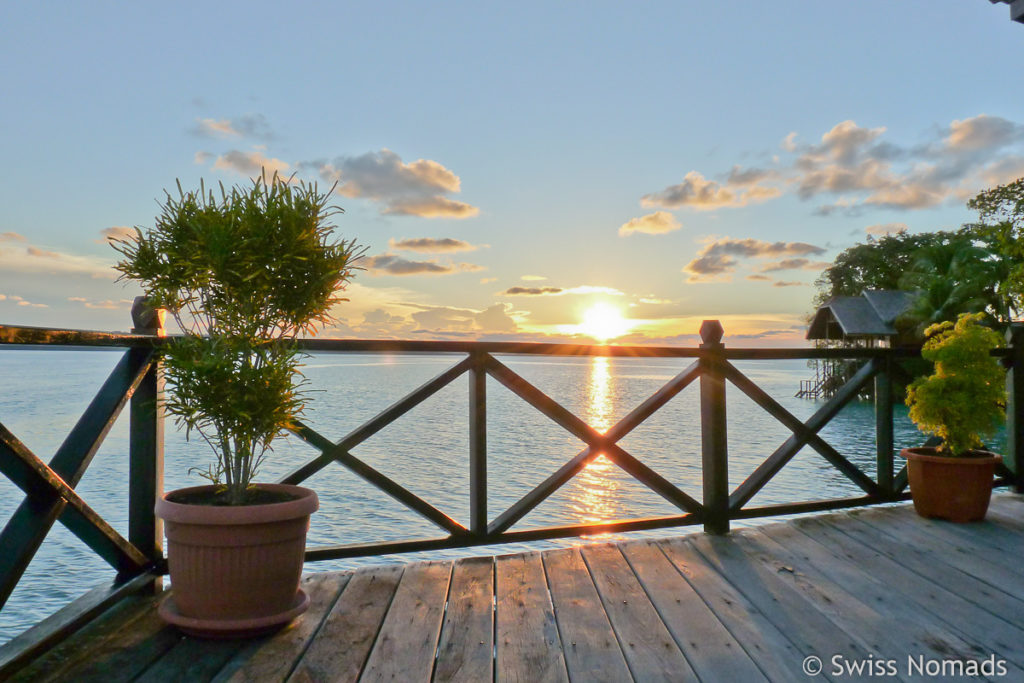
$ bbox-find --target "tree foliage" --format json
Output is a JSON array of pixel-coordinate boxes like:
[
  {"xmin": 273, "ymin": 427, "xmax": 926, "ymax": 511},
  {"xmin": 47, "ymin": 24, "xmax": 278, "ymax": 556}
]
[
  {"xmin": 966, "ymin": 176, "xmax": 1024, "ymax": 318},
  {"xmin": 905, "ymin": 313, "xmax": 1005, "ymax": 456},
  {"xmin": 812, "ymin": 230, "xmax": 958, "ymax": 307},
  {"xmin": 897, "ymin": 235, "xmax": 1009, "ymax": 338},
  {"xmin": 113, "ymin": 173, "xmax": 364, "ymax": 504}
]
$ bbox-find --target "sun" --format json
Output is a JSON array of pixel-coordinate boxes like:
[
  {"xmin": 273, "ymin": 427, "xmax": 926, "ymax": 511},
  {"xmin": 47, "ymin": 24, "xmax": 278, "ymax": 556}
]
[{"xmin": 579, "ymin": 302, "xmax": 632, "ymax": 342}]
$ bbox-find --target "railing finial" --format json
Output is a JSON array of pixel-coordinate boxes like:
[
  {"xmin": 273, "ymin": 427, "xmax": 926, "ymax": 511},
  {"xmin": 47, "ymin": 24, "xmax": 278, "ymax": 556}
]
[
  {"xmin": 700, "ymin": 320, "xmax": 724, "ymax": 347},
  {"xmin": 131, "ymin": 296, "xmax": 165, "ymax": 336}
]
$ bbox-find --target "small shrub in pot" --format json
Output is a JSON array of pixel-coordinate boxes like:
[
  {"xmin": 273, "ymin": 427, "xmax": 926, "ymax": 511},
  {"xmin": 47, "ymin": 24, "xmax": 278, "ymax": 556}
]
[
  {"xmin": 903, "ymin": 312, "xmax": 1006, "ymax": 521},
  {"xmin": 113, "ymin": 173, "xmax": 363, "ymax": 635}
]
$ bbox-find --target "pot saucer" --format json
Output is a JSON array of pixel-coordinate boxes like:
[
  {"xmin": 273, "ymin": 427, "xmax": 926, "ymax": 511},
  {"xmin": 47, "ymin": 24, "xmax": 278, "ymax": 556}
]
[{"xmin": 159, "ymin": 589, "xmax": 310, "ymax": 639}]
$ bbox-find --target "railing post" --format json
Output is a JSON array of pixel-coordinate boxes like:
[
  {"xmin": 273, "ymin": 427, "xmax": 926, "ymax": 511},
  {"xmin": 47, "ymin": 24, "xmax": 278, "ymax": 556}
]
[
  {"xmin": 129, "ymin": 297, "xmax": 164, "ymax": 578},
  {"xmin": 699, "ymin": 320, "xmax": 729, "ymax": 535},
  {"xmin": 469, "ymin": 350, "xmax": 487, "ymax": 535},
  {"xmin": 875, "ymin": 353, "xmax": 894, "ymax": 497},
  {"xmin": 1006, "ymin": 324, "xmax": 1024, "ymax": 493}
]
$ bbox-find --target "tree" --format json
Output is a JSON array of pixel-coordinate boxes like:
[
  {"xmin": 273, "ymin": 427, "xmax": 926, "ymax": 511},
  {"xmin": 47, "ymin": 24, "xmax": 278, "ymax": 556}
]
[
  {"xmin": 812, "ymin": 230, "xmax": 958, "ymax": 308},
  {"xmin": 897, "ymin": 235, "xmax": 1010, "ymax": 338},
  {"xmin": 966, "ymin": 176, "xmax": 1024, "ymax": 318}
]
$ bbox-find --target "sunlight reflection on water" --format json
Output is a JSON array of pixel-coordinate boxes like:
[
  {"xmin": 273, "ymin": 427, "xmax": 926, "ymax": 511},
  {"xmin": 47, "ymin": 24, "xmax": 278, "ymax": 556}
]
[{"xmin": 573, "ymin": 356, "xmax": 620, "ymax": 526}]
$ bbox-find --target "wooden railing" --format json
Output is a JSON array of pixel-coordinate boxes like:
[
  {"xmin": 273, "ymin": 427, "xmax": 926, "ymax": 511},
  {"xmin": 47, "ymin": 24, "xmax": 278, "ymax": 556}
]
[{"xmin": 2, "ymin": 314, "xmax": 1023, "ymax": 671}]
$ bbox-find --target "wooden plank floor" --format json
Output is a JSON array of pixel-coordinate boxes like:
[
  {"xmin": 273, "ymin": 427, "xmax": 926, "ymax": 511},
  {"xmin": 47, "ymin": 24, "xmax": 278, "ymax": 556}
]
[{"xmin": 11, "ymin": 494, "xmax": 1024, "ymax": 682}]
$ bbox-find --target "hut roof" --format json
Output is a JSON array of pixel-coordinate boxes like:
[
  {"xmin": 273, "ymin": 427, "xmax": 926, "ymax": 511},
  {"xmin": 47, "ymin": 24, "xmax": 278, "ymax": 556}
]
[{"xmin": 806, "ymin": 289, "xmax": 917, "ymax": 340}]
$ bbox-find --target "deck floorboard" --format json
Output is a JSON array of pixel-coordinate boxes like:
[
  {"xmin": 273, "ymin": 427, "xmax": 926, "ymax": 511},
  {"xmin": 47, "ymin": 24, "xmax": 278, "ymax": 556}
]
[
  {"xmin": 9, "ymin": 495, "xmax": 1024, "ymax": 682},
  {"xmin": 543, "ymin": 547, "xmax": 629, "ymax": 682}
]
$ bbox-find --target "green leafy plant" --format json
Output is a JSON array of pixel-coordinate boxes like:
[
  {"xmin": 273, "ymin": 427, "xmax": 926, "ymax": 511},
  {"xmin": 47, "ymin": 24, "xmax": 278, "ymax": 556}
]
[
  {"xmin": 905, "ymin": 312, "xmax": 1006, "ymax": 456},
  {"xmin": 113, "ymin": 173, "xmax": 363, "ymax": 504}
]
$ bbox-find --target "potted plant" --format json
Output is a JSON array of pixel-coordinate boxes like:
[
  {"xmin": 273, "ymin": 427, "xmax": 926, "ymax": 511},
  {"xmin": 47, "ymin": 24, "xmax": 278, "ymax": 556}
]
[
  {"xmin": 113, "ymin": 173, "xmax": 362, "ymax": 636},
  {"xmin": 902, "ymin": 312, "xmax": 1006, "ymax": 522}
]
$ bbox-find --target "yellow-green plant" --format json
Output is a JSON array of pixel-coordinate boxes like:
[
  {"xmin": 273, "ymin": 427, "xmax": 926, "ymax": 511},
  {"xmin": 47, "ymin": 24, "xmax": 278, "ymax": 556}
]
[
  {"xmin": 113, "ymin": 173, "xmax": 363, "ymax": 504},
  {"xmin": 905, "ymin": 312, "xmax": 1006, "ymax": 456}
]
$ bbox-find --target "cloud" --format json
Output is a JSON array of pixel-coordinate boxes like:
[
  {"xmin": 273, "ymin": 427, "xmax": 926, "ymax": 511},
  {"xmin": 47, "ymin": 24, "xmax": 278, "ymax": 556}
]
[
  {"xmin": 401, "ymin": 302, "xmax": 518, "ymax": 335},
  {"xmin": 211, "ymin": 149, "xmax": 290, "ymax": 178},
  {"xmin": 99, "ymin": 226, "xmax": 136, "ymax": 244},
  {"xmin": 381, "ymin": 197, "xmax": 479, "ymax": 218},
  {"xmin": 301, "ymin": 148, "xmax": 478, "ymax": 218},
  {"xmin": 978, "ymin": 155, "xmax": 1024, "ymax": 187},
  {"xmin": 865, "ymin": 222, "xmax": 908, "ymax": 236},
  {"xmin": 363, "ymin": 252, "xmax": 482, "ymax": 276},
  {"xmin": 0, "ymin": 232, "xmax": 26, "ymax": 242},
  {"xmin": 683, "ymin": 237, "xmax": 825, "ymax": 281},
  {"xmin": 863, "ymin": 184, "xmax": 946, "ymax": 211},
  {"xmin": 502, "ymin": 286, "xmax": 564, "ymax": 296},
  {"xmin": 500, "ymin": 284, "xmax": 624, "ymax": 297},
  {"xmin": 191, "ymin": 114, "xmax": 273, "ymax": 140},
  {"xmin": 945, "ymin": 115, "xmax": 1022, "ymax": 152},
  {"xmin": 521, "ymin": 275, "xmax": 547, "ymax": 281},
  {"xmin": 773, "ymin": 281, "xmax": 805, "ymax": 287},
  {"xmin": 330, "ymin": 149, "xmax": 460, "ymax": 196},
  {"xmin": 642, "ymin": 171, "xmax": 734, "ymax": 209},
  {"xmin": 193, "ymin": 118, "xmax": 239, "ymax": 138},
  {"xmin": 389, "ymin": 237, "xmax": 480, "ymax": 253},
  {"xmin": 0, "ymin": 242, "xmax": 115, "ymax": 279},
  {"xmin": 795, "ymin": 117, "xmax": 1024, "ymax": 212},
  {"xmin": 67, "ymin": 296, "xmax": 135, "ymax": 310},
  {"xmin": 758, "ymin": 258, "xmax": 831, "ymax": 273},
  {"xmin": 364, "ymin": 253, "xmax": 452, "ymax": 276},
  {"xmin": 475, "ymin": 304, "xmax": 517, "ymax": 333},
  {"xmin": 746, "ymin": 274, "xmax": 772, "ymax": 281},
  {"xmin": 16, "ymin": 299, "xmax": 48, "ymax": 308},
  {"xmin": 645, "ymin": 115, "xmax": 1024, "ymax": 217},
  {"xmin": 639, "ymin": 165, "xmax": 783, "ymax": 212},
  {"xmin": 791, "ymin": 121, "xmax": 894, "ymax": 201},
  {"xmin": 619, "ymin": 211, "xmax": 682, "ymax": 236},
  {"xmin": 480, "ymin": 277, "xmax": 497, "ymax": 284},
  {"xmin": 194, "ymin": 151, "xmax": 213, "ymax": 165},
  {"xmin": 801, "ymin": 120, "xmax": 887, "ymax": 166},
  {"xmin": 724, "ymin": 166, "xmax": 765, "ymax": 186},
  {"xmin": 362, "ymin": 308, "xmax": 406, "ymax": 325}
]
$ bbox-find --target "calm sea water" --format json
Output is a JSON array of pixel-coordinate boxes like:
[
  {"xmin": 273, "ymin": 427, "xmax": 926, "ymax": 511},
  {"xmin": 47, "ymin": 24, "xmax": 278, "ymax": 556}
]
[{"xmin": 0, "ymin": 348, "xmax": 997, "ymax": 643}]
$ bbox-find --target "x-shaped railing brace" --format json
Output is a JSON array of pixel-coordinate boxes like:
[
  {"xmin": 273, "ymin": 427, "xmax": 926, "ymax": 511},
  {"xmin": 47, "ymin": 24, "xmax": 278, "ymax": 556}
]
[
  {"xmin": 727, "ymin": 357, "xmax": 883, "ymax": 512},
  {"xmin": 0, "ymin": 350, "xmax": 154, "ymax": 609},
  {"xmin": 283, "ymin": 353, "xmax": 705, "ymax": 538}
]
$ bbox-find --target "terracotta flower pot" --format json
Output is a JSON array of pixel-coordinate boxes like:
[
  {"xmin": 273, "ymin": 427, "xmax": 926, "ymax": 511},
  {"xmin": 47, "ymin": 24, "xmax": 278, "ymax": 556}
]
[
  {"xmin": 155, "ymin": 483, "xmax": 318, "ymax": 638},
  {"xmin": 901, "ymin": 447, "xmax": 1000, "ymax": 523}
]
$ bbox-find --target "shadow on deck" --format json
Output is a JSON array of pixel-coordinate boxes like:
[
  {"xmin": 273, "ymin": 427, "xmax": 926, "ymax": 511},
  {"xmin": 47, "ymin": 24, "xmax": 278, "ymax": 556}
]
[{"xmin": 9, "ymin": 494, "xmax": 1024, "ymax": 682}]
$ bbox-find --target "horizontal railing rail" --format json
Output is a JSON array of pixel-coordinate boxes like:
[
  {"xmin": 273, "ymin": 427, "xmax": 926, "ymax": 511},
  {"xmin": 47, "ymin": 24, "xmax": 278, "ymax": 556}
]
[{"xmin": 1, "ymin": 312, "xmax": 1023, "ymax": 672}]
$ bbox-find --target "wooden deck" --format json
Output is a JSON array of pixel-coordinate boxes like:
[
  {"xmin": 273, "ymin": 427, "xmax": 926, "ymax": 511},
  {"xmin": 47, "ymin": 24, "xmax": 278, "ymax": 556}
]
[{"xmin": 10, "ymin": 494, "xmax": 1024, "ymax": 682}]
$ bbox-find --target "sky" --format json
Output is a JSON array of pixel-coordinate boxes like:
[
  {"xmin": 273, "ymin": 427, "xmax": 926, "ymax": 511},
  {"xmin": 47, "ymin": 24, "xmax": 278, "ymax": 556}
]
[{"xmin": 1, "ymin": 1, "xmax": 1023, "ymax": 347}]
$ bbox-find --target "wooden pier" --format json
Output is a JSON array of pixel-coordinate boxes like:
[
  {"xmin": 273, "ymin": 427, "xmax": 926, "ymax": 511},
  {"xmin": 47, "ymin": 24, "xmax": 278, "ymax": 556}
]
[{"xmin": 6, "ymin": 494, "xmax": 1024, "ymax": 682}]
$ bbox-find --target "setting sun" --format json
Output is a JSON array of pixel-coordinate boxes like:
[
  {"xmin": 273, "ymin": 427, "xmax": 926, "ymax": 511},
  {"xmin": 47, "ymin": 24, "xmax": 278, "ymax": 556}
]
[{"xmin": 578, "ymin": 302, "xmax": 632, "ymax": 342}]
